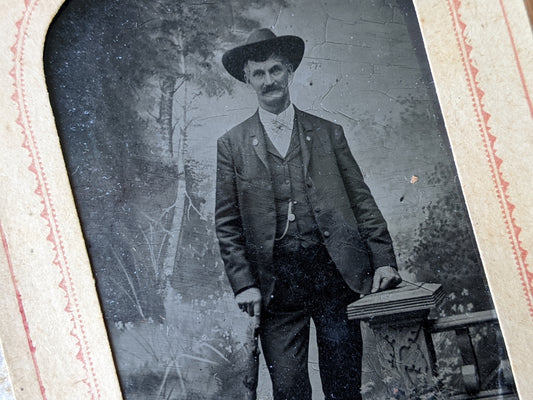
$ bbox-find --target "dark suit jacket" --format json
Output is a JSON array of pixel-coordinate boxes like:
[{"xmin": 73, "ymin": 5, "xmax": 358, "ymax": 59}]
[{"xmin": 215, "ymin": 107, "xmax": 396, "ymax": 306}]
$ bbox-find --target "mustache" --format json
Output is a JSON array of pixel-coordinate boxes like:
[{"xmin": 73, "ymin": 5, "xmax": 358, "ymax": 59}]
[{"xmin": 262, "ymin": 84, "xmax": 282, "ymax": 94}]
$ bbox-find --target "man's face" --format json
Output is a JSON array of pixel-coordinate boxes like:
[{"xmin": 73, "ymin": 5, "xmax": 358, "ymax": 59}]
[{"xmin": 245, "ymin": 55, "xmax": 293, "ymax": 112}]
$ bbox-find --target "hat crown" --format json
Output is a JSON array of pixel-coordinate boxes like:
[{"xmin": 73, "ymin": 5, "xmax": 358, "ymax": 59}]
[
  {"xmin": 246, "ymin": 28, "xmax": 277, "ymax": 45},
  {"xmin": 222, "ymin": 28, "xmax": 304, "ymax": 82}
]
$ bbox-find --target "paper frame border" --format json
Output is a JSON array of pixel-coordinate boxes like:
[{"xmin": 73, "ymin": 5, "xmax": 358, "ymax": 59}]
[{"xmin": 1, "ymin": 0, "xmax": 531, "ymax": 398}]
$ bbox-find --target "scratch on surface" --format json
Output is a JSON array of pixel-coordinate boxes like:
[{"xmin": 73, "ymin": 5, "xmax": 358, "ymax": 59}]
[
  {"xmin": 304, "ymin": 56, "xmax": 341, "ymax": 62},
  {"xmin": 323, "ymin": 41, "xmax": 372, "ymax": 49},
  {"xmin": 324, "ymin": 14, "xmax": 331, "ymax": 44},
  {"xmin": 328, "ymin": 16, "xmax": 358, "ymax": 26},
  {"xmin": 306, "ymin": 2, "xmax": 329, "ymax": 53},
  {"xmin": 271, "ymin": 5, "xmax": 283, "ymax": 29},
  {"xmin": 318, "ymin": 0, "xmax": 330, "ymax": 19},
  {"xmin": 335, "ymin": 110, "xmax": 360, "ymax": 124},
  {"xmin": 196, "ymin": 114, "xmax": 229, "ymax": 122},
  {"xmin": 351, "ymin": 89, "xmax": 400, "ymax": 104},
  {"xmin": 224, "ymin": 106, "xmax": 257, "ymax": 113},
  {"xmin": 315, "ymin": 77, "xmax": 342, "ymax": 112}
]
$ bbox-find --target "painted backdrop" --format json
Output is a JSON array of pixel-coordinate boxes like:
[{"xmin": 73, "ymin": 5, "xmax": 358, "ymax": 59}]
[{"xmin": 44, "ymin": 0, "xmax": 501, "ymax": 398}]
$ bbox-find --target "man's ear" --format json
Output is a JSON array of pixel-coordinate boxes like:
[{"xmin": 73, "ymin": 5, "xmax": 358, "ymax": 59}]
[
  {"xmin": 288, "ymin": 66, "xmax": 294, "ymax": 85},
  {"xmin": 243, "ymin": 63, "xmax": 250, "ymax": 84}
]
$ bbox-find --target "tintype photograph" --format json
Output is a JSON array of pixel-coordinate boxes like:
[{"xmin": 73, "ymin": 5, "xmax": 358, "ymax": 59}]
[{"xmin": 43, "ymin": 0, "xmax": 518, "ymax": 399}]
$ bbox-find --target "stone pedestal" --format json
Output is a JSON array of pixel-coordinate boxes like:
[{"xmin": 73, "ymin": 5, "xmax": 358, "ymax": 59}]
[{"xmin": 348, "ymin": 282, "xmax": 444, "ymax": 399}]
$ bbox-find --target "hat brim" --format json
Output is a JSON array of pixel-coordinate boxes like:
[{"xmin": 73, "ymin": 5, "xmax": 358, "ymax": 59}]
[{"xmin": 222, "ymin": 35, "xmax": 304, "ymax": 82}]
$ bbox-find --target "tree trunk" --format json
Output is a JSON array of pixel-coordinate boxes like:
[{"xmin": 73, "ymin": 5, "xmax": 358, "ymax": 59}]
[
  {"xmin": 161, "ymin": 29, "xmax": 188, "ymax": 283},
  {"xmin": 162, "ymin": 125, "xmax": 187, "ymax": 280},
  {"xmin": 158, "ymin": 75, "xmax": 176, "ymax": 160}
]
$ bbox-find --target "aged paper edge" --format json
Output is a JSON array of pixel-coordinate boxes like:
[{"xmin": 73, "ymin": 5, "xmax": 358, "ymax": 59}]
[
  {"xmin": 414, "ymin": 0, "xmax": 533, "ymax": 398},
  {"xmin": 0, "ymin": 0, "xmax": 531, "ymax": 399}
]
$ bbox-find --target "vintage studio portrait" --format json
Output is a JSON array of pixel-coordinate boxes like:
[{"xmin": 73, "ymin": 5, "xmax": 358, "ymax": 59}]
[{"xmin": 44, "ymin": 0, "xmax": 517, "ymax": 399}]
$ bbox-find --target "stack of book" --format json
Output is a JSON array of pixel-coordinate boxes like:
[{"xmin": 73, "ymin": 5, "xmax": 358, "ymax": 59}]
[{"xmin": 347, "ymin": 282, "xmax": 445, "ymax": 321}]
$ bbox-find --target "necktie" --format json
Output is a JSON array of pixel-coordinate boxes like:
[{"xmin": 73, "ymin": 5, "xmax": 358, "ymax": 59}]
[{"xmin": 269, "ymin": 118, "xmax": 291, "ymax": 157}]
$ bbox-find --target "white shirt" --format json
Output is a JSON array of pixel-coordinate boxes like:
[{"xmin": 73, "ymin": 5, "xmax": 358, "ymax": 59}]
[{"xmin": 258, "ymin": 104, "xmax": 295, "ymax": 158}]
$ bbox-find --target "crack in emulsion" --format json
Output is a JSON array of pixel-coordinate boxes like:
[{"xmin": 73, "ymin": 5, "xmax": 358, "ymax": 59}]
[
  {"xmin": 318, "ymin": 77, "xmax": 342, "ymax": 112},
  {"xmin": 271, "ymin": 4, "xmax": 283, "ymax": 29}
]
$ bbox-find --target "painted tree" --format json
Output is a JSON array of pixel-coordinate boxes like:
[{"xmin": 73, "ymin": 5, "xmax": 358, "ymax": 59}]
[
  {"xmin": 116, "ymin": 1, "xmax": 230, "ymax": 293},
  {"xmin": 97, "ymin": 0, "xmax": 287, "ymax": 321}
]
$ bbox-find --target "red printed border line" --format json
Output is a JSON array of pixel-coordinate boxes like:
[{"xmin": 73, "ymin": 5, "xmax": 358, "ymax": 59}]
[
  {"xmin": 0, "ymin": 222, "xmax": 47, "ymax": 399},
  {"xmin": 499, "ymin": 0, "xmax": 533, "ymax": 119},
  {"xmin": 446, "ymin": 0, "xmax": 533, "ymax": 317},
  {"xmin": 9, "ymin": 0, "xmax": 101, "ymax": 398},
  {"xmin": 4, "ymin": 0, "xmax": 532, "ymax": 398}
]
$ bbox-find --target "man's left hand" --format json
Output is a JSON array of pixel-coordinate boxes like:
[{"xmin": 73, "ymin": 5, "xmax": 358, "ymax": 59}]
[{"xmin": 371, "ymin": 266, "xmax": 402, "ymax": 293}]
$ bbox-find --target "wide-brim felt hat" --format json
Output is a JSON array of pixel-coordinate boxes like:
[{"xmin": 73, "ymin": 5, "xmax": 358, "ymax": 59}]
[{"xmin": 222, "ymin": 28, "xmax": 305, "ymax": 82}]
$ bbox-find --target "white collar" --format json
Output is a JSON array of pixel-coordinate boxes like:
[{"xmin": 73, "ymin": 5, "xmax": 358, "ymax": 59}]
[{"xmin": 258, "ymin": 104, "xmax": 295, "ymax": 130}]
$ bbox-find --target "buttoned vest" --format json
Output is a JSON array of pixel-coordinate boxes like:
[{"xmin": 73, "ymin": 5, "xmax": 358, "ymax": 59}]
[{"xmin": 263, "ymin": 123, "xmax": 322, "ymax": 252}]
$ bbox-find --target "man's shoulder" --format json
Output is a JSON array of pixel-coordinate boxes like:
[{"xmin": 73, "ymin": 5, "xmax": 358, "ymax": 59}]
[
  {"xmin": 218, "ymin": 112, "xmax": 260, "ymax": 143},
  {"xmin": 295, "ymin": 107, "xmax": 342, "ymax": 131}
]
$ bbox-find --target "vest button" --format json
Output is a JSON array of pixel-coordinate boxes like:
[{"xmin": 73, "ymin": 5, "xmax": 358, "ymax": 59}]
[
  {"xmin": 315, "ymin": 207, "xmax": 321, "ymax": 213},
  {"xmin": 306, "ymin": 181, "xmax": 313, "ymax": 188},
  {"xmin": 323, "ymin": 230, "xmax": 330, "ymax": 238}
]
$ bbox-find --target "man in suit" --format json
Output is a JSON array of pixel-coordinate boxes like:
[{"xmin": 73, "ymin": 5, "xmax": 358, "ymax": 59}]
[{"xmin": 215, "ymin": 29, "xmax": 401, "ymax": 400}]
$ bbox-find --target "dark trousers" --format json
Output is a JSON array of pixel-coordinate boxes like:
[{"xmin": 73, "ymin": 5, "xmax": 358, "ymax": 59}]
[{"xmin": 260, "ymin": 244, "xmax": 363, "ymax": 400}]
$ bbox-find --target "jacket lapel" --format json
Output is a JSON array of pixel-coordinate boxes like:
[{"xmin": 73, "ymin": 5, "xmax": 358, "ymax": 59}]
[
  {"xmin": 295, "ymin": 107, "xmax": 314, "ymax": 179},
  {"xmin": 249, "ymin": 107, "xmax": 314, "ymax": 178},
  {"xmin": 248, "ymin": 111, "xmax": 271, "ymax": 173}
]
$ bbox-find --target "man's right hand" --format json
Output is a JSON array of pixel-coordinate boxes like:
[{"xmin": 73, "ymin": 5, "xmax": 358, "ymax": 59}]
[{"xmin": 235, "ymin": 287, "xmax": 262, "ymax": 319}]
